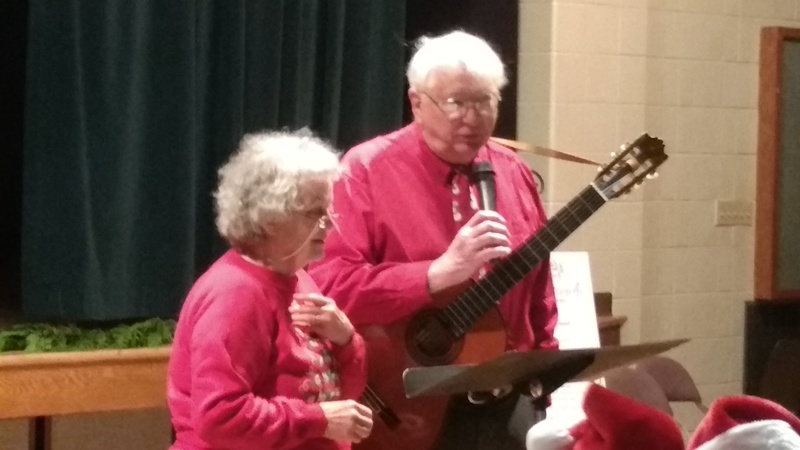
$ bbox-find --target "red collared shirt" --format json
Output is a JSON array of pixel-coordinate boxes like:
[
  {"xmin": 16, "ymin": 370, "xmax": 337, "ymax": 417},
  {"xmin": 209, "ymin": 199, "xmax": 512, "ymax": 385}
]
[{"xmin": 308, "ymin": 123, "xmax": 558, "ymax": 352}]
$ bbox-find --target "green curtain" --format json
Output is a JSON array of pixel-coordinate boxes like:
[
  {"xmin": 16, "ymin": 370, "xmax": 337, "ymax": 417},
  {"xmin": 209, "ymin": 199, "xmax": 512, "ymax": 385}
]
[{"xmin": 22, "ymin": 0, "xmax": 406, "ymax": 321}]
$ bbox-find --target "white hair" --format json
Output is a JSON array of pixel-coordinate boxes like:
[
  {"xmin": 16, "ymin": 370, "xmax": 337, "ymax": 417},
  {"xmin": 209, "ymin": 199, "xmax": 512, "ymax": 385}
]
[
  {"xmin": 406, "ymin": 30, "xmax": 508, "ymax": 91},
  {"xmin": 214, "ymin": 130, "xmax": 340, "ymax": 250}
]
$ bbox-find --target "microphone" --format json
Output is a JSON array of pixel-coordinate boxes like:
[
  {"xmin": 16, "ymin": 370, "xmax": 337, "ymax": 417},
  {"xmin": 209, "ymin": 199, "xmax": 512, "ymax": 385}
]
[{"xmin": 470, "ymin": 162, "xmax": 496, "ymax": 212}]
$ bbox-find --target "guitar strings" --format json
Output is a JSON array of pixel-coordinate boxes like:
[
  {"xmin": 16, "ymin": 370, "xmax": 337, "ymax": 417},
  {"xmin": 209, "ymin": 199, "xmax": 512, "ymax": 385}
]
[
  {"xmin": 444, "ymin": 185, "xmax": 606, "ymax": 332},
  {"xmin": 361, "ymin": 385, "xmax": 401, "ymax": 427},
  {"xmin": 411, "ymin": 184, "xmax": 607, "ymax": 353},
  {"xmin": 361, "ymin": 385, "xmax": 386, "ymax": 411}
]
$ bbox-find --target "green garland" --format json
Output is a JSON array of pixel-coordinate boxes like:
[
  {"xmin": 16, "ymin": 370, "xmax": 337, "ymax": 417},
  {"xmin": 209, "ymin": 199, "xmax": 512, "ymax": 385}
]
[{"xmin": 0, "ymin": 318, "xmax": 176, "ymax": 353}]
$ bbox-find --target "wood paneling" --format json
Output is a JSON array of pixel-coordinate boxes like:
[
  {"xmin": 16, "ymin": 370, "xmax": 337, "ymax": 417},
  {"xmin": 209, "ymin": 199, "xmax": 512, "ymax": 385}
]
[{"xmin": 0, "ymin": 347, "xmax": 169, "ymax": 420}]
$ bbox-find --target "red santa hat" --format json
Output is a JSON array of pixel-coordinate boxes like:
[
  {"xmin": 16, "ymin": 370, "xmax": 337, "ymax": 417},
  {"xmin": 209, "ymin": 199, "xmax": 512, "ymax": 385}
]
[
  {"xmin": 526, "ymin": 383, "xmax": 685, "ymax": 450},
  {"xmin": 687, "ymin": 395, "xmax": 800, "ymax": 449}
]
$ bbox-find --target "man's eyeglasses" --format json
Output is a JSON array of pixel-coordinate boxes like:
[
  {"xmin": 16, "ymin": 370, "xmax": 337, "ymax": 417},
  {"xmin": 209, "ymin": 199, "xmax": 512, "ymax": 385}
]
[{"xmin": 421, "ymin": 92, "xmax": 500, "ymax": 119}]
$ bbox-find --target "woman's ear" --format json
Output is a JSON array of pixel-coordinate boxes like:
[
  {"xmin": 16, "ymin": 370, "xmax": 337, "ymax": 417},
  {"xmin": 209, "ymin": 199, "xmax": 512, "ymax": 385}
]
[
  {"xmin": 238, "ymin": 227, "xmax": 272, "ymax": 262},
  {"xmin": 259, "ymin": 223, "xmax": 275, "ymax": 239}
]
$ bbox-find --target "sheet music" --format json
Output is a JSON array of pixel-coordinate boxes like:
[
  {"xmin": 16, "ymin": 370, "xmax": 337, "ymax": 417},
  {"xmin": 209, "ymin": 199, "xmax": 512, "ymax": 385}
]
[{"xmin": 546, "ymin": 252, "xmax": 599, "ymax": 427}]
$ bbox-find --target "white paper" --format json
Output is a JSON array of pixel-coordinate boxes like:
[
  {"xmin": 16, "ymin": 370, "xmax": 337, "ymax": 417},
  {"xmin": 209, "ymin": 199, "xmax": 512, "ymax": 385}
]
[{"xmin": 546, "ymin": 251, "xmax": 599, "ymax": 427}]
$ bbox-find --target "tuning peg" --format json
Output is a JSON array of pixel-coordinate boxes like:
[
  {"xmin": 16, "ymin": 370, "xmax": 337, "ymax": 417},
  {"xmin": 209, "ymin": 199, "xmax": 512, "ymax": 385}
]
[
  {"xmin": 633, "ymin": 182, "xmax": 642, "ymax": 189},
  {"xmin": 597, "ymin": 166, "xmax": 603, "ymax": 172},
  {"xmin": 646, "ymin": 172, "xmax": 659, "ymax": 179},
  {"xmin": 610, "ymin": 152, "xmax": 617, "ymax": 158},
  {"xmin": 620, "ymin": 143, "xmax": 629, "ymax": 150}
]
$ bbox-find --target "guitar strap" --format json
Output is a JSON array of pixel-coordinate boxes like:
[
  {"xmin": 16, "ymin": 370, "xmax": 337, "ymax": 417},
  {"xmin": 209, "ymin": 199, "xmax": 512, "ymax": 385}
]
[{"xmin": 489, "ymin": 136, "xmax": 602, "ymax": 167}]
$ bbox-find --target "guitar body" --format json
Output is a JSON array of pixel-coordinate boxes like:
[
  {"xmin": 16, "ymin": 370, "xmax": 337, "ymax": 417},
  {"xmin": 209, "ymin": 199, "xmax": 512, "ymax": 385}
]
[{"xmin": 355, "ymin": 285, "xmax": 508, "ymax": 450}]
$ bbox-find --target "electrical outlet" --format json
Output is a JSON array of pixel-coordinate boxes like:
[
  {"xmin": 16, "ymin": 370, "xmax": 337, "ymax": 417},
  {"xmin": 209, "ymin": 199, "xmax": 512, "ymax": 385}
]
[{"xmin": 715, "ymin": 200, "xmax": 753, "ymax": 226}]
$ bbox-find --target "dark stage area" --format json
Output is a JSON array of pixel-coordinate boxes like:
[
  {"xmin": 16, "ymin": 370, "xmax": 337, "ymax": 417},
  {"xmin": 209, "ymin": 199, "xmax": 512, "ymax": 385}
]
[{"xmin": 0, "ymin": 1, "xmax": 27, "ymax": 318}]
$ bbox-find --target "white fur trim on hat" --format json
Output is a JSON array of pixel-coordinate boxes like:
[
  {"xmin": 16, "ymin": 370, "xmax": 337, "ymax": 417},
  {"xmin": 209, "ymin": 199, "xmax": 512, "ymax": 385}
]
[
  {"xmin": 693, "ymin": 420, "xmax": 800, "ymax": 450},
  {"xmin": 525, "ymin": 419, "xmax": 575, "ymax": 450}
]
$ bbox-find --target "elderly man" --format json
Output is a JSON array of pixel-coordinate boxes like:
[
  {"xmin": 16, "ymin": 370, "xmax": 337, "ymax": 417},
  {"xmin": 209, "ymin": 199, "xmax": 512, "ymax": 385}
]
[{"xmin": 309, "ymin": 31, "xmax": 558, "ymax": 450}]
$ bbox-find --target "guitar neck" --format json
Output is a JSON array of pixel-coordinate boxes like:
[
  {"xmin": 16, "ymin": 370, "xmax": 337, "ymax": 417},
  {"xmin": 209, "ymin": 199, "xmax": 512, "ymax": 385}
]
[{"xmin": 441, "ymin": 183, "xmax": 607, "ymax": 338}]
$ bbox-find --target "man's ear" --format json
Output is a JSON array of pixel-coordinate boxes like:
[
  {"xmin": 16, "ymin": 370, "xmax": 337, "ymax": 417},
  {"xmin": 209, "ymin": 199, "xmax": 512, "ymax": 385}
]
[{"xmin": 408, "ymin": 88, "xmax": 422, "ymax": 121}]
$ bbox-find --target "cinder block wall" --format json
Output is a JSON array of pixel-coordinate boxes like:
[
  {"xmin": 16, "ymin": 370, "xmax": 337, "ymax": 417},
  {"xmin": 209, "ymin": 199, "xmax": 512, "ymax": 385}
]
[{"xmin": 517, "ymin": 0, "xmax": 800, "ymax": 431}]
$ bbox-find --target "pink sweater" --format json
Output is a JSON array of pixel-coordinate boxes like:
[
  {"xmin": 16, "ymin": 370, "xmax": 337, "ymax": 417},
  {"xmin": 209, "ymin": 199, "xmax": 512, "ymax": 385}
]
[
  {"xmin": 308, "ymin": 123, "xmax": 558, "ymax": 353},
  {"xmin": 167, "ymin": 250, "xmax": 367, "ymax": 450}
]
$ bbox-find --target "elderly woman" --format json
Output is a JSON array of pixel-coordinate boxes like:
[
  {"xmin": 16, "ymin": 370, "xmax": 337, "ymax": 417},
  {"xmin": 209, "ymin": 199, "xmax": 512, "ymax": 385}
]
[{"xmin": 167, "ymin": 130, "xmax": 373, "ymax": 450}]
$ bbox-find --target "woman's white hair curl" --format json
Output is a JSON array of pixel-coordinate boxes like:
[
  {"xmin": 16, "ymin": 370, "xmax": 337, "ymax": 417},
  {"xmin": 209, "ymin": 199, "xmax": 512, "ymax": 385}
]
[
  {"xmin": 406, "ymin": 30, "xmax": 507, "ymax": 91},
  {"xmin": 214, "ymin": 130, "xmax": 340, "ymax": 251}
]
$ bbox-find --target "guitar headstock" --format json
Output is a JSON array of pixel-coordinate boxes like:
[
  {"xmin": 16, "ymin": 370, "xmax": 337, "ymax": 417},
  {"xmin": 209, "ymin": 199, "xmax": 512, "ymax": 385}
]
[{"xmin": 594, "ymin": 133, "xmax": 667, "ymax": 200}]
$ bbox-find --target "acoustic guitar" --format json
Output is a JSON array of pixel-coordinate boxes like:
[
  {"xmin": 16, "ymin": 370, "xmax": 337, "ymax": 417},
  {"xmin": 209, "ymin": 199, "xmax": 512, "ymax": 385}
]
[{"xmin": 355, "ymin": 133, "xmax": 668, "ymax": 450}]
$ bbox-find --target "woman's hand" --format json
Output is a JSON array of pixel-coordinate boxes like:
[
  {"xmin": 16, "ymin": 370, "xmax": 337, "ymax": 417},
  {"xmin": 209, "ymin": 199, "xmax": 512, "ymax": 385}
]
[
  {"xmin": 319, "ymin": 400, "xmax": 373, "ymax": 443},
  {"xmin": 290, "ymin": 294, "xmax": 354, "ymax": 346}
]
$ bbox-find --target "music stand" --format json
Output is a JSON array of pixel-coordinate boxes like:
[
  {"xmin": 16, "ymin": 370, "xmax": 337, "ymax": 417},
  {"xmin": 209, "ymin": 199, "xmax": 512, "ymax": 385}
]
[{"xmin": 402, "ymin": 339, "xmax": 689, "ymax": 414}]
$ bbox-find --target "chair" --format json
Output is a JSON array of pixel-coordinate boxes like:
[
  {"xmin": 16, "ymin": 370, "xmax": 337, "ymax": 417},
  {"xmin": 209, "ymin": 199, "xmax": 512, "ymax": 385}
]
[
  {"xmin": 602, "ymin": 356, "xmax": 706, "ymax": 416},
  {"xmin": 602, "ymin": 365, "xmax": 673, "ymax": 416}
]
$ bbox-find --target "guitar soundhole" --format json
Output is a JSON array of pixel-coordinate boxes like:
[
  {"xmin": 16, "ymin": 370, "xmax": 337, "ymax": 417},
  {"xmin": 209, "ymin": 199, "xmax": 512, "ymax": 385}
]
[{"xmin": 405, "ymin": 309, "xmax": 463, "ymax": 366}]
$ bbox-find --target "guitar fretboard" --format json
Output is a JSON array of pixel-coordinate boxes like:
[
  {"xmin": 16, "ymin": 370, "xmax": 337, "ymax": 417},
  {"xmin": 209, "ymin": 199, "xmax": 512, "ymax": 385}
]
[{"xmin": 440, "ymin": 183, "xmax": 607, "ymax": 337}]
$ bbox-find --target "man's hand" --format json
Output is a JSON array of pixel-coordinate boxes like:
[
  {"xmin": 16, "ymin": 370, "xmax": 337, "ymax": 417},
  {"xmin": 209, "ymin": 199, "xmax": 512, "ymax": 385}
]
[
  {"xmin": 290, "ymin": 294, "xmax": 355, "ymax": 346},
  {"xmin": 320, "ymin": 400, "xmax": 374, "ymax": 443},
  {"xmin": 427, "ymin": 210, "xmax": 511, "ymax": 294}
]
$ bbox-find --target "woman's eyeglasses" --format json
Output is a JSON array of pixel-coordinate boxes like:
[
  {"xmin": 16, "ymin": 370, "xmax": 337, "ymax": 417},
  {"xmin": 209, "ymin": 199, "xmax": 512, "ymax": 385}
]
[{"xmin": 298, "ymin": 209, "xmax": 339, "ymax": 230}]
